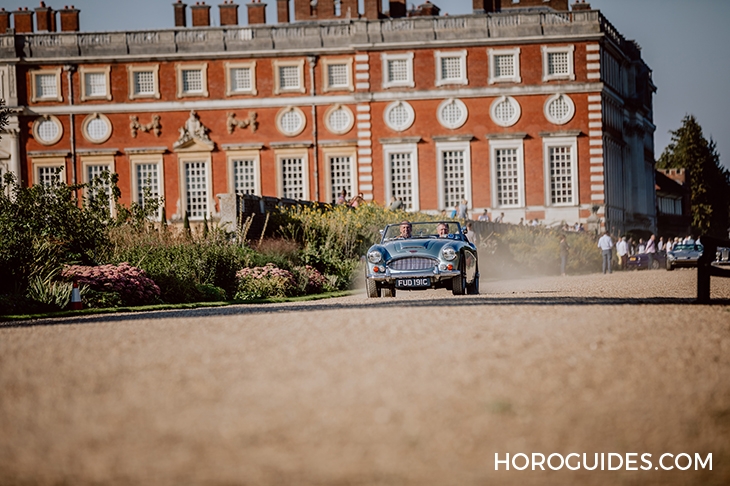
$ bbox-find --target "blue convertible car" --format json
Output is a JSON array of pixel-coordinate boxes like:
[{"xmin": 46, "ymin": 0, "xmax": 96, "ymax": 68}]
[{"xmin": 365, "ymin": 221, "xmax": 479, "ymax": 298}]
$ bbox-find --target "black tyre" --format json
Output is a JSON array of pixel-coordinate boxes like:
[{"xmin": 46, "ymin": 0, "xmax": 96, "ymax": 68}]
[
  {"xmin": 382, "ymin": 286, "xmax": 396, "ymax": 298},
  {"xmin": 452, "ymin": 273, "xmax": 465, "ymax": 295},
  {"xmin": 366, "ymin": 278, "xmax": 381, "ymax": 298},
  {"xmin": 466, "ymin": 274, "xmax": 480, "ymax": 295},
  {"xmin": 666, "ymin": 259, "xmax": 674, "ymax": 271},
  {"xmin": 651, "ymin": 259, "xmax": 660, "ymax": 270}
]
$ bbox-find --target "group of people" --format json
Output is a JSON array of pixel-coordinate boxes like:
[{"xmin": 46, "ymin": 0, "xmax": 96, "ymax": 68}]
[
  {"xmin": 336, "ymin": 189, "xmax": 365, "ymax": 208},
  {"xmin": 596, "ymin": 232, "xmax": 698, "ymax": 274}
]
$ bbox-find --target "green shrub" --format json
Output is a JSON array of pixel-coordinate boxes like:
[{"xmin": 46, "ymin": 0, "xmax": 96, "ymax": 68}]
[
  {"xmin": 83, "ymin": 289, "xmax": 123, "ymax": 309},
  {"xmin": 196, "ymin": 284, "xmax": 227, "ymax": 302},
  {"xmin": 234, "ymin": 264, "xmax": 296, "ymax": 300}
]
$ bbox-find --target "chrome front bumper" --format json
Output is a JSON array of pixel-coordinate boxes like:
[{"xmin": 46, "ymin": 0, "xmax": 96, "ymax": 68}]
[{"xmin": 366, "ymin": 267, "xmax": 461, "ymax": 283}]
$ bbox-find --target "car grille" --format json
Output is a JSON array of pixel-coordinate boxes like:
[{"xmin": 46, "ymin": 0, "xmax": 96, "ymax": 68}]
[{"xmin": 388, "ymin": 257, "xmax": 437, "ymax": 271}]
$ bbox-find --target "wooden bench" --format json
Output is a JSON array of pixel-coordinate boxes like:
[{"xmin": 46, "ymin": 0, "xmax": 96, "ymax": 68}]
[{"xmin": 696, "ymin": 235, "xmax": 730, "ymax": 303}]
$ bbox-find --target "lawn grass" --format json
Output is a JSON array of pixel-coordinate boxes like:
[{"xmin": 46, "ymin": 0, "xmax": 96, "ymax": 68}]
[{"xmin": 0, "ymin": 290, "xmax": 357, "ymax": 323}]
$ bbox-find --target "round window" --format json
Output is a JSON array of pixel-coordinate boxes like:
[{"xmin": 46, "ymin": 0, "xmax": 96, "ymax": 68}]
[
  {"xmin": 490, "ymin": 96, "xmax": 521, "ymax": 127},
  {"xmin": 384, "ymin": 101, "xmax": 415, "ymax": 132},
  {"xmin": 437, "ymin": 98, "xmax": 468, "ymax": 130},
  {"xmin": 33, "ymin": 116, "xmax": 63, "ymax": 146},
  {"xmin": 82, "ymin": 113, "xmax": 112, "ymax": 144},
  {"xmin": 276, "ymin": 107, "xmax": 306, "ymax": 136},
  {"xmin": 325, "ymin": 105, "xmax": 354, "ymax": 135},
  {"xmin": 544, "ymin": 93, "xmax": 575, "ymax": 125}
]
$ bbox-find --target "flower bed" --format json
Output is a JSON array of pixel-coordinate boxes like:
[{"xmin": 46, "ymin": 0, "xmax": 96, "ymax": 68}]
[{"xmin": 62, "ymin": 262, "xmax": 161, "ymax": 306}]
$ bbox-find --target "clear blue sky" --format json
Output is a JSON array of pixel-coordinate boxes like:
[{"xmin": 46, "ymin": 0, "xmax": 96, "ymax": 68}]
[{"xmin": 4, "ymin": 0, "xmax": 728, "ymax": 169}]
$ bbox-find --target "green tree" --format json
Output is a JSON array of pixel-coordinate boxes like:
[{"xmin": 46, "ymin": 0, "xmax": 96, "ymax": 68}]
[{"xmin": 657, "ymin": 115, "xmax": 730, "ymax": 238}]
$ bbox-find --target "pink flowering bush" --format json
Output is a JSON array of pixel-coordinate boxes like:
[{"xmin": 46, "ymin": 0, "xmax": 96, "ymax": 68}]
[
  {"xmin": 62, "ymin": 262, "xmax": 161, "ymax": 306},
  {"xmin": 235, "ymin": 263, "xmax": 296, "ymax": 300},
  {"xmin": 292, "ymin": 265, "xmax": 328, "ymax": 295}
]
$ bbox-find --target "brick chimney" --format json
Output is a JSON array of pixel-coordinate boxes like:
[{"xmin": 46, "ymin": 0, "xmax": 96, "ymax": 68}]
[
  {"xmin": 317, "ymin": 0, "xmax": 336, "ymax": 20},
  {"xmin": 276, "ymin": 0, "xmax": 290, "ymax": 23},
  {"xmin": 572, "ymin": 0, "xmax": 591, "ymax": 11},
  {"xmin": 388, "ymin": 0, "xmax": 406, "ymax": 18},
  {"xmin": 411, "ymin": 1, "xmax": 440, "ymax": 16},
  {"xmin": 247, "ymin": 0, "xmax": 266, "ymax": 24},
  {"xmin": 191, "ymin": 2, "xmax": 211, "ymax": 26},
  {"xmin": 363, "ymin": 0, "xmax": 382, "ymax": 19},
  {"xmin": 293, "ymin": 0, "xmax": 311, "ymax": 21},
  {"xmin": 341, "ymin": 0, "xmax": 358, "ymax": 18},
  {"xmin": 473, "ymin": 0, "xmax": 500, "ymax": 13},
  {"xmin": 12, "ymin": 7, "xmax": 34, "ymax": 33},
  {"xmin": 59, "ymin": 5, "xmax": 80, "ymax": 32},
  {"xmin": 35, "ymin": 1, "xmax": 55, "ymax": 32},
  {"xmin": 0, "ymin": 9, "xmax": 11, "ymax": 34},
  {"xmin": 219, "ymin": 0, "xmax": 238, "ymax": 25},
  {"xmin": 173, "ymin": 0, "xmax": 187, "ymax": 27}
]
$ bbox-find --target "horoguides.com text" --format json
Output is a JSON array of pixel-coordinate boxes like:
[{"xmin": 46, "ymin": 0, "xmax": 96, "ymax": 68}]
[{"xmin": 494, "ymin": 453, "xmax": 712, "ymax": 471}]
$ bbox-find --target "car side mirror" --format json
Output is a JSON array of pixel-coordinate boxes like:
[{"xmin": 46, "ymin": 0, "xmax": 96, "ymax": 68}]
[
  {"xmin": 462, "ymin": 228, "xmax": 468, "ymax": 234},
  {"xmin": 379, "ymin": 230, "xmax": 384, "ymax": 236}
]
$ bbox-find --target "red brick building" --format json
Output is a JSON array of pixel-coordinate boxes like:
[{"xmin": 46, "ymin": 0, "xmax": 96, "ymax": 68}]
[{"xmin": 0, "ymin": 0, "xmax": 657, "ymax": 233}]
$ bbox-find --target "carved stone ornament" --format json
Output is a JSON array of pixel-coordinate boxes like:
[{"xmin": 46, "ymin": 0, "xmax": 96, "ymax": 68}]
[
  {"xmin": 227, "ymin": 111, "xmax": 258, "ymax": 134},
  {"xmin": 173, "ymin": 110, "xmax": 213, "ymax": 150},
  {"xmin": 130, "ymin": 115, "xmax": 161, "ymax": 138}
]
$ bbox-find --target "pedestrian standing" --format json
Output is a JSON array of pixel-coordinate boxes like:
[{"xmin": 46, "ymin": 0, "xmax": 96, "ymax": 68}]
[
  {"xmin": 598, "ymin": 231, "xmax": 614, "ymax": 274},
  {"xmin": 559, "ymin": 235, "xmax": 570, "ymax": 276},
  {"xmin": 616, "ymin": 236, "xmax": 628, "ymax": 270},
  {"xmin": 458, "ymin": 199, "xmax": 469, "ymax": 220},
  {"xmin": 645, "ymin": 234, "xmax": 657, "ymax": 269}
]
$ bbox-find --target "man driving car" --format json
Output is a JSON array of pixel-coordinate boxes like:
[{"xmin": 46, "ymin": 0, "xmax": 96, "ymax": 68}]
[{"xmin": 398, "ymin": 221, "xmax": 412, "ymax": 239}]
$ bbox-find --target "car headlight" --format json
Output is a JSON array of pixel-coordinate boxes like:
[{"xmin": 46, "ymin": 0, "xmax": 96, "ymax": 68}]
[
  {"xmin": 442, "ymin": 247, "xmax": 457, "ymax": 261},
  {"xmin": 367, "ymin": 250, "xmax": 383, "ymax": 264}
]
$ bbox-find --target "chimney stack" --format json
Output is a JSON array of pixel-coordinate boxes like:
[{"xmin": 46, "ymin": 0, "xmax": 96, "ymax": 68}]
[
  {"xmin": 247, "ymin": 0, "xmax": 266, "ymax": 25},
  {"xmin": 473, "ymin": 0, "xmax": 501, "ymax": 13},
  {"xmin": 191, "ymin": 2, "xmax": 211, "ymax": 26},
  {"xmin": 12, "ymin": 7, "xmax": 34, "ymax": 33},
  {"xmin": 276, "ymin": 0, "xmax": 289, "ymax": 23},
  {"xmin": 293, "ymin": 0, "xmax": 311, "ymax": 21},
  {"xmin": 0, "ymin": 9, "xmax": 11, "ymax": 34},
  {"xmin": 35, "ymin": 1, "xmax": 56, "ymax": 32},
  {"xmin": 572, "ymin": 0, "xmax": 591, "ymax": 11},
  {"xmin": 363, "ymin": 0, "xmax": 382, "ymax": 19},
  {"xmin": 388, "ymin": 0, "xmax": 407, "ymax": 18},
  {"xmin": 219, "ymin": 0, "xmax": 238, "ymax": 25},
  {"xmin": 317, "ymin": 0, "xmax": 336, "ymax": 19},
  {"xmin": 173, "ymin": 0, "xmax": 187, "ymax": 27},
  {"xmin": 59, "ymin": 5, "xmax": 80, "ymax": 32}
]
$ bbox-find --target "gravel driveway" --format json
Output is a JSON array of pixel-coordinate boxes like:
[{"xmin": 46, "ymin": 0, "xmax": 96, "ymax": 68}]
[{"xmin": 1, "ymin": 269, "xmax": 729, "ymax": 485}]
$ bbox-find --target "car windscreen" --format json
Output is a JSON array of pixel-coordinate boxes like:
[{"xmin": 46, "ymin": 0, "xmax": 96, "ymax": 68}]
[
  {"xmin": 382, "ymin": 222, "xmax": 462, "ymax": 242},
  {"xmin": 672, "ymin": 244, "xmax": 703, "ymax": 252}
]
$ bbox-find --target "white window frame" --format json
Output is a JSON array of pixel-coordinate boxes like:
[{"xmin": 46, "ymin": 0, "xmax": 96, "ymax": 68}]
[
  {"xmin": 30, "ymin": 68, "xmax": 63, "ymax": 103},
  {"xmin": 383, "ymin": 100, "xmax": 415, "ymax": 132},
  {"xmin": 177, "ymin": 152, "xmax": 213, "ymax": 221},
  {"xmin": 437, "ymin": 98, "xmax": 468, "ymax": 130},
  {"xmin": 490, "ymin": 96, "xmax": 521, "ymax": 128},
  {"xmin": 275, "ymin": 149, "xmax": 310, "ymax": 200},
  {"xmin": 324, "ymin": 147, "xmax": 358, "ymax": 204},
  {"xmin": 224, "ymin": 61, "xmax": 257, "ymax": 96},
  {"xmin": 176, "ymin": 63, "xmax": 209, "ymax": 98},
  {"xmin": 544, "ymin": 93, "xmax": 576, "ymax": 125},
  {"xmin": 489, "ymin": 138, "xmax": 525, "ymax": 209},
  {"xmin": 383, "ymin": 143, "xmax": 419, "ymax": 212},
  {"xmin": 541, "ymin": 45, "xmax": 575, "ymax": 82},
  {"xmin": 543, "ymin": 136, "xmax": 579, "ymax": 207},
  {"xmin": 130, "ymin": 154, "xmax": 165, "ymax": 220},
  {"xmin": 488, "ymin": 47, "xmax": 521, "ymax": 84},
  {"xmin": 273, "ymin": 59, "xmax": 306, "ymax": 95},
  {"xmin": 322, "ymin": 57, "xmax": 354, "ymax": 93},
  {"xmin": 381, "ymin": 52, "xmax": 415, "ymax": 89},
  {"xmin": 79, "ymin": 65, "xmax": 112, "ymax": 101},
  {"xmin": 81, "ymin": 113, "xmax": 113, "ymax": 144},
  {"xmin": 226, "ymin": 149, "xmax": 262, "ymax": 196},
  {"xmin": 32, "ymin": 156, "xmax": 66, "ymax": 185},
  {"xmin": 32, "ymin": 115, "xmax": 64, "ymax": 146},
  {"xmin": 276, "ymin": 106, "xmax": 307, "ymax": 137},
  {"xmin": 434, "ymin": 50, "xmax": 468, "ymax": 87},
  {"xmin": 324, "ymin": 104, "xmax": 355, "ymax": 135},
  {"xmin": 127, "ymin": 65, "xmax": 160, "ymax": 100},
  {"xmin": 82, "ymin": 156, "xmax": 116, "ymax": 213},
  {"xmin": 436, "ymin": 141, "xmax": 472, "ymax": 212}
]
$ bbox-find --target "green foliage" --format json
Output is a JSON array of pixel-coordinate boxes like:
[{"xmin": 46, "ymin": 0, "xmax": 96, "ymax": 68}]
[
  {"xmin": 83, "ymin": 289, "xmax": 123, "ymax": 309},
  {"xmin": 657, "ymin": 115, "xmax": 730, "ymax": 237},
  {"xmin": 195, "ymin": 283, "xmax": 227, "ymax": 302},
  {"xmin": 234, "ymin": 264, "xmax": 296, "ymax": 300},
  {"xmin": 26, "ymin": 274, "xmax": 74, "ymax": 312}
]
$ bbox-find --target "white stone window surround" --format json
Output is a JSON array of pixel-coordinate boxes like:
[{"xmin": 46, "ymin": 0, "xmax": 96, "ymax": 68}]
[
  {"xmin": 32, "ymin": 115, "xmax": 64, "ymax": 146},
  {"xmin": 322, "ymin": 57, "xmax": 354, "ymax": 93},
  {"xmin": 324, "ymin": 104, "xmax": 355, "ymax": 135},
  {"xmin": 490, "ymin": 96, "xmax": 521, "ymax": 128},
  {"xmin": 434, "ymin": 50, "xmax": 468, "ymax": 87},
  {"xmin": 130, "ymin": 153, "xmax": 165, "ymax": 219},
  {"xmin": 273, "ymin": 59, "xmax": 306, "ymax": 95},
  {"xmin": 276, "ymin": 106, "xmax": 307, "ymax": 137},
  {"xmin": 489, "ymin": 138, "xmax": 525, "ymax": 209},
  {"xmin": 226, "ymin": 149, "xmax": 261, "ymax": 196},
  {"xmin": 437, "ymin": 98, "xmax": 468, "ymax": 130},
  {"xmin": 177, "ymin": 152, "xmax": 214, "ymax": 221},
  {"xmin": 79, "ymin": 65, "xmax": 112, "ymax": 101},
  {"xmin": 436, "ymin": 140, "xmax": 472, "ymax": 212},
  {"xmin": 488, "ymin": 47, "xmax": 521, "ymax": 84},
  {"xmin": 381, "ymin": 52, "xmax": 415, "ymax": 89},
  {"xmin": 383, "ymin": 142, "xmax": 420, "ymax": 212},
  {"xmin": 30, "ymin": 68, "xmax": 63, "ymax": 103},
  {"xmin": 542, "ymin": 135, "xmax": 579, "ymax": 207},
  {"xmin": 176, "ymin": 63, "xmax": 209, "ymax": 98},
  {"xmin": 81, "ymin": 113, "xmax": 113, "ymax": 144},
  {"xmin": 324, "ymin": 146, "xmax": 358, "ymax": 204},
  {"xmin": 82, "ymin": 155, "xmax": 116, "ymax": 213},
  {"xmin": 224, "ymin": 61, "xmax": 257, "ymax": 96},
  {"xmin": 275, "ymin": 149, "xmax": 310, "ymax": 201},
  {"xmin": 544, "ymin": 93, "xmax": 576, "ymax": 125},
  {"xmin": 127, "ymin": 64, "xmax": 160, "ymax": 100},
  {"xmin": 541, "ymin": 45, "xmax": 575, "ymax": 82},
  {"xmin": 383, "ymin": 100, "xmax": 415, "ymax": 132},
  {"xmin": 32, "ymin": 156, "xmax": 66, "ymax": 185}
]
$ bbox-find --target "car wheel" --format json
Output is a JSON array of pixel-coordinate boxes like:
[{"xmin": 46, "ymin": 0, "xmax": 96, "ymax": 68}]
[
  {"xmin": 466, "ymin": 274, "xmax": 480, "ymax": 295},
  {"xmin": 651, "ymin": 259, "xmax": 660, "ymax": 270},
  {"xmin": 366, "ymin": 277, "xmax": 381, "ymax": 298},
  {"xmin": 382, "ymin": 286, "xmax": 396, "ymax": 298},
  {"xmin": 452, "ymin": 273, "xmax": 465, "ymax": 296},
  {"xmin": 666, "ymin": 260, "xmax": 674, "ymax": 271}
]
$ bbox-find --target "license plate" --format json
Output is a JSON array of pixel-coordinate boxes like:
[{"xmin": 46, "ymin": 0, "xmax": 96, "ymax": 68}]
[{"xmin": 396, "ymin": 278, "xmax": 431, "ymax": 288}]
